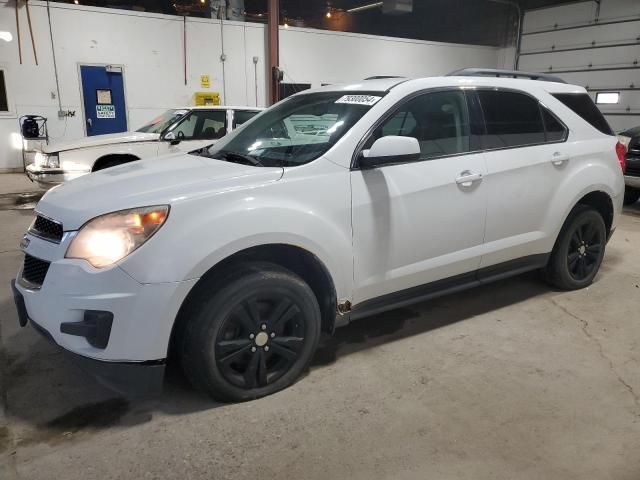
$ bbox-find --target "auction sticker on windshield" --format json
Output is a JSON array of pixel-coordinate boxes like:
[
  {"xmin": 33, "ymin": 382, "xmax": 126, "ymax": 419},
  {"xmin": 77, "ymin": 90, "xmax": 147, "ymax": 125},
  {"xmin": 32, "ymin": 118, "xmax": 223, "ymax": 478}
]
[{"xmin": 335, "ymin": 95, "xmax": 382, "ymax": 106}]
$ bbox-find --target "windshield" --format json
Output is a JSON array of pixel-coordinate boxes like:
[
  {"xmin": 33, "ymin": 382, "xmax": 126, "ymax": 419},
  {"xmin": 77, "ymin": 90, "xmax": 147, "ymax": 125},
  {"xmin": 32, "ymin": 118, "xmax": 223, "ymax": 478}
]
[
  {"xmin": 136, "ymin": 109, "xmax": 189, "ymax": 134},
  {"xmin": 195, "ymin": 92, "xmax": 383, "ymax": 167}
]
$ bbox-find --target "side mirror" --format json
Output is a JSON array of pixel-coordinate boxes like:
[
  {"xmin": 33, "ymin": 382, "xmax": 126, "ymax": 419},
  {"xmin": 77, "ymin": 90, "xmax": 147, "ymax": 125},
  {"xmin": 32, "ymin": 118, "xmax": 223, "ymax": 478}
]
[
  {"xmin": 358, "ymin": 136, "xmax": 421, "ymax": 169},
  {"xmin": 162, "ymin": 131, "xmax": 180, "ymax": 145}
]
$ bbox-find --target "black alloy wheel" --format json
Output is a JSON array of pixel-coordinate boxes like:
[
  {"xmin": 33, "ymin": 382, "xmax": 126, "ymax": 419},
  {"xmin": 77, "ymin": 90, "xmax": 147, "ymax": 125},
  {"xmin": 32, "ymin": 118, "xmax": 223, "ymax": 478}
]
[
  {"xmin": 180, "ymin": 262, "xmax": 321, "ymax": 402},
  {"xmin": 215, "ymin": 295, "xmax": 307, "ymax": 390},
  {"xmin": 566, "ymin": 218, "xmax": 604, "ymax": 281},
  {"xmin": 545, "ymin": 205, "xmax": 607, "ymax": 290}
]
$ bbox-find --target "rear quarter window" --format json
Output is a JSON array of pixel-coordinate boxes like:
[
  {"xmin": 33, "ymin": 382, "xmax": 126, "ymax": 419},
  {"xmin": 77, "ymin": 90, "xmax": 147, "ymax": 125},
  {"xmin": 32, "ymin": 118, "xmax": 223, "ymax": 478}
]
[{"xmin": 552, "ymin": 93, "xmax": 613, "ymax": 136}]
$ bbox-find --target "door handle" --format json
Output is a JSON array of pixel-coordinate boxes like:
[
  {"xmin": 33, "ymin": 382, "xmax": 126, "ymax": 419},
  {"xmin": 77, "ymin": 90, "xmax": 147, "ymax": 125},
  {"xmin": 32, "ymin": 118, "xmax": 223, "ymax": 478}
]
[
  {"xmin": 551, "ymin": 152, "xmax": 569, "ymax": 166},
  {"xmin": 87, "ymin": 118, "xmax": 93, "ymax": 127},
  {"xmin": 455, "ymin": 170, "xmax": 483, "ymax": 187}
]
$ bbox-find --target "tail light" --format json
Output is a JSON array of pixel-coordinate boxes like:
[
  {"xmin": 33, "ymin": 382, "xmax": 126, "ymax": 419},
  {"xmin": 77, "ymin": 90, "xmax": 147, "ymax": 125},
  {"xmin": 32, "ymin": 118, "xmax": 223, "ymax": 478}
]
[{"xmin": 616, "ymin": 141, "xmax": 627, "ymax": 174}]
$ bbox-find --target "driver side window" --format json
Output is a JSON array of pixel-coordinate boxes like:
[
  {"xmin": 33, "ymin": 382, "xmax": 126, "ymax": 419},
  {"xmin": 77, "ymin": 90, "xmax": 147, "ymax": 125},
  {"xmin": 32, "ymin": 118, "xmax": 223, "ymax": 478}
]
[{"xmin": 368, "ymin": 90, "xmax": 471, "ymax": 160}]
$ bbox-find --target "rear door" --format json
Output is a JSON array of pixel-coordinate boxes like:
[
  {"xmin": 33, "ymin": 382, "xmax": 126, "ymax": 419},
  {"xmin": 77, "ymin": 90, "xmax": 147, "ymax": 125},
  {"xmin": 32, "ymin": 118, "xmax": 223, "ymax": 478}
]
[{"xmin": 473, "ymin": 89, "xmax": 570, "ymax": 268}]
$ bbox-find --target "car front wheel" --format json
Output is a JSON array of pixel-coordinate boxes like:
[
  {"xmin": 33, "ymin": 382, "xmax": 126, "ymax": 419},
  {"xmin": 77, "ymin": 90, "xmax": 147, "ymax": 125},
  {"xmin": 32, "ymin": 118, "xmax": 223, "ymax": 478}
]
[{"xmin": 180, "ymin": 262, "xmax": 321, "ymax": 402}]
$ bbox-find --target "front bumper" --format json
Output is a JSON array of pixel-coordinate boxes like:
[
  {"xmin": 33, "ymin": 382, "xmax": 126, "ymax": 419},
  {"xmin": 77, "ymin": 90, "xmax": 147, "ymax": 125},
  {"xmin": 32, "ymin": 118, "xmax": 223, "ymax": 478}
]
[
  {"xmin": 624, "ymin": 175, "xmax": 640, "ymax": 189},
  {"xmin": 12, "ymin": 279, "xmax": 165, "ymax": 396},
  {"xmin": 13, "ymin": 231, "xmax": 198, "ymax": 395},
  {"xmin": 26, "ymin": 164, "xmax": 88, "ymax": 187}
]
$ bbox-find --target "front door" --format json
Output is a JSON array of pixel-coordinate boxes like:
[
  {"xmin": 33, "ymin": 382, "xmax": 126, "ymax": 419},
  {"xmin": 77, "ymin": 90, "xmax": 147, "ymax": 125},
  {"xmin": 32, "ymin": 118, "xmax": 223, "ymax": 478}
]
[
  {"xmin": 351, "ymin": 89, "xmax": 488, "ymax": 304},
  {"xmin": 80, "ymin": 65, "xmax": 127, "ymax": 136}
]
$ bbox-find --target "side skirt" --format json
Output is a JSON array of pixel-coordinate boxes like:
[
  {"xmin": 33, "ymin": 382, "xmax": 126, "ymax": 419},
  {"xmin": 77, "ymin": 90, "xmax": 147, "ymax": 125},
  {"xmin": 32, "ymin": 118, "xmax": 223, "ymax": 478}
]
[{"xmin": 347, "ymin": 253, "xmax": 550, "ymax": 322}]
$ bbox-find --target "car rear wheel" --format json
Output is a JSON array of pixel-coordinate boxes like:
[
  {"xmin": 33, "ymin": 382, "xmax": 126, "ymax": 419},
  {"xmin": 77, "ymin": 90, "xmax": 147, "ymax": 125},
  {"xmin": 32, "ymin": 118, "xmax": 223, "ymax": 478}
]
[
  {"xmin": 545, "ymin": 205, "xmax": 606, "ymax": 290},
  {"xmin": 623, "ymin": 187, "xmax": 640, "ymax": 206},
  {"xmin": 180, "ymin": 262, "xmax": 321, "ymax": 402}
]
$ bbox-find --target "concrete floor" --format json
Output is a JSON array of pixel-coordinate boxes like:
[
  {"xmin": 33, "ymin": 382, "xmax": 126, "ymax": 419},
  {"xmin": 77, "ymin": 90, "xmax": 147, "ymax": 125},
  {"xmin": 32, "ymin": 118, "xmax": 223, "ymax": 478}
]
[{"xmin": 1, "ymin": 174, "xmax": 639, "ymax": 479}]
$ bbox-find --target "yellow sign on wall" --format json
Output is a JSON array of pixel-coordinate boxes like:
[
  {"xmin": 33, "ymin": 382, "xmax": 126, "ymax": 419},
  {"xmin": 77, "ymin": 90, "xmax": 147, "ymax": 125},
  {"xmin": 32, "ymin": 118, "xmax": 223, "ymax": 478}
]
[
  {"xmin": 194, "ymin": 91, "xmax": 220, "ymax": 106},
  {"xmin": 200, "ymin": 75, "xmax": 210, "ymax": 88}
]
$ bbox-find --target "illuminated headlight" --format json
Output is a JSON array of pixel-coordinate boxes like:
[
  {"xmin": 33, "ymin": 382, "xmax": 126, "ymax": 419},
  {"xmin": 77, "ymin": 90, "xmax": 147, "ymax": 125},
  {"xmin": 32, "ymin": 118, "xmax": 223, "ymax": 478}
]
[
  {"xmin": 34, "ymin": 152, "xmax": 60, "ymax": 169},
  {"xmin": 66, "ymin": 206, "xmax": 169, "ymax": 268}
]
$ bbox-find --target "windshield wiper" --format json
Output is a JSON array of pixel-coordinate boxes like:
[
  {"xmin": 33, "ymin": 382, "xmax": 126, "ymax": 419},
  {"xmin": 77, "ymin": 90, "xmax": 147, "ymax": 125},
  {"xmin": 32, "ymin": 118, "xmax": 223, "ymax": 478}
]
[{"xmin": 214, "ymin": 151, "xmax": 264, "ymax": 167}]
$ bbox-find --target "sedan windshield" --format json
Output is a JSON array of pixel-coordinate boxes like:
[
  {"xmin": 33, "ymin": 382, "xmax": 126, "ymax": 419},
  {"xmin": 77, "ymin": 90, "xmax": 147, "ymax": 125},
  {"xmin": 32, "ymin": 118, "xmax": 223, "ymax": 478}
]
[
  {"xmin": 136, "ymin": 109, "xmax": 189, "ymax": 134},
  {"xmin": 195, "ymin": 91, "xmax": 383, "ymax": 167}
]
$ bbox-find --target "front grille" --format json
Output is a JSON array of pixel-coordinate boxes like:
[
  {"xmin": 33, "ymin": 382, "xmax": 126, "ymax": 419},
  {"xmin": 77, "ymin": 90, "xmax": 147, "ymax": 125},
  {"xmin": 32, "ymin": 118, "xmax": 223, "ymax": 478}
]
[
  {"xmin": 22, "ymin": 254, "xmax": 51, "ymax": 287},
  {"xmin": 30, "ymin": 215, "xmax": 63, "ymax": 242}
]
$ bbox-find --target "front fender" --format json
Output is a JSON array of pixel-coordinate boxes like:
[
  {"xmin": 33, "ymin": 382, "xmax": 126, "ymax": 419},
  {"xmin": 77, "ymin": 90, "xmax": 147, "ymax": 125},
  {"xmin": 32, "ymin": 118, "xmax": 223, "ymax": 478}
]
[{"xmin": 119, "ymin": 160, "xmax": 353, "ymax": 300}]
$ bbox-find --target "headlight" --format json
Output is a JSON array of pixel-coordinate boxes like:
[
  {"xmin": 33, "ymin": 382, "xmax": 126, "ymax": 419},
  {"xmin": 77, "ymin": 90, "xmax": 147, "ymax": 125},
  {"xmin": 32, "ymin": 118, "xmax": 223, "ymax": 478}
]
[
  {"xmin": 34, "ymin": 152, "xmax": 60, "ymax": 169},
  {"xmin": 66, "ymin": 206, "xmax": 169, "ymax": 268}
]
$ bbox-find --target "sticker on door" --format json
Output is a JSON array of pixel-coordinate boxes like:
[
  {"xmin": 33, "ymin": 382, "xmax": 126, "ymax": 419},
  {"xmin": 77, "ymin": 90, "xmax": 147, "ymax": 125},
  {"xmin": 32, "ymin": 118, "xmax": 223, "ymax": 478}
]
[{"xmin": 96, "ymin": 105, "xmax": 116, "ymax": 119}]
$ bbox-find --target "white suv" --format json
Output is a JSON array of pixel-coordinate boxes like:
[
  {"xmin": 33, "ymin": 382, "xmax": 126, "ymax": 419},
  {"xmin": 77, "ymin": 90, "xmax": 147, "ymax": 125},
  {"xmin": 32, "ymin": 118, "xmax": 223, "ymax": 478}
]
[{"xmin": 12, "ymin": 70, "xmax": 626, "ymax": 402}]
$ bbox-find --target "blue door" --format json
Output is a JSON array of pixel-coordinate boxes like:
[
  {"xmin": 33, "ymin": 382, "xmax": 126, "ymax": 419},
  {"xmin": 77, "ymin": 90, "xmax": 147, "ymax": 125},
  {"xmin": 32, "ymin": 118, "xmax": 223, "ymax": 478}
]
[{"xmin": 80, "ymin": 65, "xmax": 127, "ymax": 136}]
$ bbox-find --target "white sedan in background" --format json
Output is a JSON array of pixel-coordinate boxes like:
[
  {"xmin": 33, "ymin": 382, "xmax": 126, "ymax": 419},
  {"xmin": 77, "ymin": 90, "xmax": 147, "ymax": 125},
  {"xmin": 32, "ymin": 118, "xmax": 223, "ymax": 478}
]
[{"xmin": 26, "ymin": 106, "xmax": 263, "ymax": 187}]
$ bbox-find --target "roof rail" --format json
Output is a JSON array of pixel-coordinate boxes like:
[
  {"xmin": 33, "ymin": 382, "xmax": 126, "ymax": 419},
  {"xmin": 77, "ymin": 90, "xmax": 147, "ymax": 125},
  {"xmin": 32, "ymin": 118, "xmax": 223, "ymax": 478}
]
[
  {"xmin": 364, "ymin": 75, "xmax": 405, "ymax": 80},
  {"xmin": 446, "ymin": 68, "xmax": 567, "ymax": 84}
]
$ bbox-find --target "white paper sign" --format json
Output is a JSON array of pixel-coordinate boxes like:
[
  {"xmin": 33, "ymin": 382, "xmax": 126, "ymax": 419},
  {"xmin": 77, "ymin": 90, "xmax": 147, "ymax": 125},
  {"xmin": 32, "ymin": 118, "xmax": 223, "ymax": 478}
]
[{"xmin": 335, "ymin": 95, "xmax": 382, "ymax": 106}]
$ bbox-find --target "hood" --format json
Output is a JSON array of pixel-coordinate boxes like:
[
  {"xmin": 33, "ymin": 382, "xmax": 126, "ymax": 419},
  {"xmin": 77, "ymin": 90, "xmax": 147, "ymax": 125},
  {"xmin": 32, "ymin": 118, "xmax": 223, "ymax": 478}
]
[
  {"xmin": 42, "ymin": 132, "xmax": 160, "ymax": 153},
  {"xmin": 37, "ymin": 153, "xmax": 284, "ymax": 230}
]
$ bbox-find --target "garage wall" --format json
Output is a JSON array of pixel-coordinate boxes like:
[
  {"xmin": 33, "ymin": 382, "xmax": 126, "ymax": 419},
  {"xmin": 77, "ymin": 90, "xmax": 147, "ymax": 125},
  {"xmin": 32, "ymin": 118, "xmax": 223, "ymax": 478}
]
[
  {"xmin": 518, "ymin": 0, "xmax": 640, "ymax": 132},
  {"xmin": 0, "ymin": 0, "xmax": 502, "ymax": 171}
]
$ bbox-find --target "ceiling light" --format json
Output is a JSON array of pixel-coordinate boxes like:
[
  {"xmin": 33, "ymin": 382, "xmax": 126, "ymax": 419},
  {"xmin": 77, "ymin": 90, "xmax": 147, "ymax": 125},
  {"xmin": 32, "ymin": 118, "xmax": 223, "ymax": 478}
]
[{"xmin": 0, "ymin": 31, "xmax": 13, "ymax": 42}]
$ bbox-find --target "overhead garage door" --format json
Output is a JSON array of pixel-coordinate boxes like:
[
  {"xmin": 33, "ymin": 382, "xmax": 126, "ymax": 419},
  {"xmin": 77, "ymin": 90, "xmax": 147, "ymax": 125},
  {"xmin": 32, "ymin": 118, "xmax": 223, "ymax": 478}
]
[{"xmin": 517, "ymin": 0, "xmax": 640, "ymax": 133}]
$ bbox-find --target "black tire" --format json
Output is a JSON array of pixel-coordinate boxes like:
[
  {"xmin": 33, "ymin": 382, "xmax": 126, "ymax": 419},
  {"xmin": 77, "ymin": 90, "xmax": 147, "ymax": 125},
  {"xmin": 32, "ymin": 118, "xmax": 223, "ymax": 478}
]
[
  {"xmin": 180, "ymin": 262, "xmax": 321, "ymax": 402},
  {"xmin": 623, "ymin": 187, "xmax": 640, "ymax": 206},
  {"xmin": 545, "ymin": 205, "xmax": 607, "ymax": 290}
]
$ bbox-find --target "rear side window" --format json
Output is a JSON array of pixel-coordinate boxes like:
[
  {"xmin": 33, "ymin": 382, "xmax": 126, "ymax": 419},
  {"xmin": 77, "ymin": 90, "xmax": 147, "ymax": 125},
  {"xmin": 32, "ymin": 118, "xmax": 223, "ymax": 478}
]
[
  {"xmin": 541, "ymin": 106, "xmax": 567, "ymax": 142},
  {"xmin": 233, "ymin": 110, "xmax": 260, "ymax": 128},
  {"xmin": 477, "ymin": 90, "xmax": 546, "ymax": 149},
  {"xmin": 552, "ymin": 93, "xmax": 613, "ymax": 135}
]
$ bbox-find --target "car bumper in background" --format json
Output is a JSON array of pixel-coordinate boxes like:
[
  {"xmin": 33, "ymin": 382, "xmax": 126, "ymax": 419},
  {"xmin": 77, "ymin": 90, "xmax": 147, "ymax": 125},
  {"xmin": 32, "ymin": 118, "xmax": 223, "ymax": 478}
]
[
  {"xmin": 624, "ymin": 175, "xmax": 640, "ymax": 189},
  {"xmin": 26, "ymin": 165, "xmax": 88, "ymax": 187}
]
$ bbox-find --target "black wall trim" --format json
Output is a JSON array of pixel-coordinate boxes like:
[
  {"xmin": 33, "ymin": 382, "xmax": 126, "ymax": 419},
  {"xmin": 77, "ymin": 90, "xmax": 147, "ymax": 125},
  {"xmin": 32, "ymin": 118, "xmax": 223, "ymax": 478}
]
[
  {"xmin": 587, "ymin": 87, "xmax": 640, "ymax": 92},
  {"xmin": 349, "ymin": 254, "xmax": 549, "ymax": 321}
]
